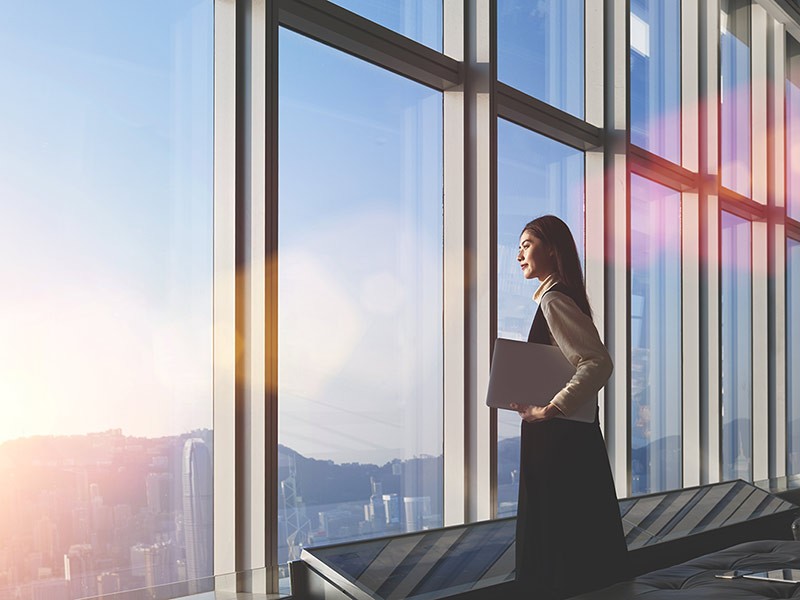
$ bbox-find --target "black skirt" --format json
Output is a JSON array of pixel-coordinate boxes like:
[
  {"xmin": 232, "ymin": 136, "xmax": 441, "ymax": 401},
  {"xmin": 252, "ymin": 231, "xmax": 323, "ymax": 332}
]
[{"xmin": 514, "ymin": 413, "xmax": 629, "ymax": 599}]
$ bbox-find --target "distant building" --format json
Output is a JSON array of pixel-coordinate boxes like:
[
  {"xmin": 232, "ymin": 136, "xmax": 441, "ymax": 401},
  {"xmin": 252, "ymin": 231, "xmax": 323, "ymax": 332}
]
[
  {"xmin": 402, "ymin": 497, "xmax": 431, "ymax": 533},
  {"xmin": 63, "ymin": 544, "xmax": 95, "ymax": 600},
  {"xmin": 146, "ymin": 473, "xmax": 173, "ymax": 515},
  {"xmin": 70, "ymin": 509, "xmax": 91, "ymax": 546},
  {"xmin": 25, "ymin": 553, "xmax": 43, "ymax": 580},
  {"xmin": 146, "ymin": 543, "xmax": 174, "ymax": 589},
  {"xmin": 367, "ymin": 478, "xmax": 386, "ymax": 532},
  {"xmin": 91, "ymin": 503, "xmax": 113, "ymax": 555},
  {"xmin": 382, "ymin": 494, "xmax": 400, "ymax": 528},
  {"xmin": 30, "ymin": 578, "xmax": 69, "ymax": 600},
  {"xmin": 95, "ymin": 573, "xmax": 120, "ymax": 597},
  {"xmin": 317, "ymin": 510, "xmax": 356, "ymax": 540},
  {"xmin": 74, "ymin": 471, "xmax": 89, "ymax": 505},
  {"xmin": 182, "ymin": 439, "xmax": 212, "ymax": 588},
  {"xmin": 113, "ymin": 504, "xmax": 132, "ymax": 528},
  {"xmin": 33, "ymin": 517, "xmax": 59, "ymax": 565}
]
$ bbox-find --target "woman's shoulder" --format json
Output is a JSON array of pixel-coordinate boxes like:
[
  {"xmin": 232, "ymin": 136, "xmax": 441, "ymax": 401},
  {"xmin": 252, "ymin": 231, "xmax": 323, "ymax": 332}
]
[
  {"xmin": 540, "ymin": 286, "xmax": 590, "ymax": 321},
  {"xmin": 542, "ymin": 282, "xmax": 578, "ymax": 305}
]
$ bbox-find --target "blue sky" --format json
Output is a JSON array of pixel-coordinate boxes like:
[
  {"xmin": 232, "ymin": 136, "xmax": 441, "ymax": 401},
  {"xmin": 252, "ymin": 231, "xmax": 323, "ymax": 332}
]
[
  {"xmin": 277, "ymin": 29, "xmax": 444, "ymax": 464},
  {"xmin": 0, "ymin": 1, "xmax": 213, "ymax": 443}
]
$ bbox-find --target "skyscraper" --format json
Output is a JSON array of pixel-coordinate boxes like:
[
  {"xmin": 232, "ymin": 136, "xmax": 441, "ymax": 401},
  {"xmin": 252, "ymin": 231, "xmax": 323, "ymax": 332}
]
[
  {"xmin": 382, "ymin": 494, "xmax": 400, "ymax": 529},
  {"xmin": 402, "ymin": 497, "xmax": 430, "ymax": 533},
  {"xmin": 30, "ymin": 579, "xmax": 69, "ymax": 600},
  {"xmin": 182, "ymin": 438, "xmax": 212, "ymax": 588},
  {"xmin": 367, "ymin": 478, "xmax": 386, "ymax": 533},
  {"xmin": 63, "ymin": 544, "xmax": 95, "ymax": 600},
  {"xmin": 146, "ymin": 473, "xmax": 173, "ymax": 515}
]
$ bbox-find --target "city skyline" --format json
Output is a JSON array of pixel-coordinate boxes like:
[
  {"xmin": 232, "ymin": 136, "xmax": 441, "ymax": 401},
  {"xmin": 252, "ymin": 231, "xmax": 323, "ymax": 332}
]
[
  {"xmin": 0, "ymin": 427, "xmax": 448, "ymax": 599},
  {"xmin": 0, "ymin": 429, "xmax": 213, "ymax": 600}
]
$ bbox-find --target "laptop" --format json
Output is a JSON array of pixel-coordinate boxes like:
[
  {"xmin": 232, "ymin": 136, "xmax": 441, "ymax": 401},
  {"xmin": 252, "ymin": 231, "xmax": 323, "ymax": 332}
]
[
  {"xmin": 742, "ymin": 569, "xmax": 800, "ymax": 584},
  {"xmin": 485, "ymin": 338, "xmax": 594, "ymax": 423}
]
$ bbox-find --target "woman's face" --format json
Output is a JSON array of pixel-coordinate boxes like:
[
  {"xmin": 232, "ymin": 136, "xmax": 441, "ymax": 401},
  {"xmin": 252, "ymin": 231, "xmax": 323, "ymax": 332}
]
[{"xmin": 517, "ymin": 231, "xmax": 555, "ymax": 280}]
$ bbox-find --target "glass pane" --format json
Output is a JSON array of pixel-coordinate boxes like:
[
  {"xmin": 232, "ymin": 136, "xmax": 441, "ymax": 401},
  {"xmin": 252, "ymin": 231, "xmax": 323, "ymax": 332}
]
[
  {"xmin": 0, "ymin": 2, "xmax": 214, "ymax": 599},
  {"xmin": 630, "ymin": 176, "xmax": 682, "ymax": 495},
  {"xmin": 630, "ymin": 0, "xmax": 681, "ymax": 163},
  {"xmin": 498, "ymin": 0, "xmax": 584, "ymax": 119},
  {"xmin": 496, "ymin": 119, "xmax": 584, "ymax": 517},
  {"xmin": 278, "ymin": 28, "xmax": 444, "ymax": 593},
  {"xmin": 720, "ymin": 212, "xmax": 752, "ymax": 481},
  {"xmin": 787, "ymin": 34, "xmax": 800, "ymax": 221},
  {"xmin": 328, "ymin": 0, "xmax": 442, "ymax": 52},
  {"xmin": 720, "ymin": 0, "xmax": 751, "ymax": 197},
  {"xmin": 788, "ymin": 238, "xmax": 800, "ymax": 474}
]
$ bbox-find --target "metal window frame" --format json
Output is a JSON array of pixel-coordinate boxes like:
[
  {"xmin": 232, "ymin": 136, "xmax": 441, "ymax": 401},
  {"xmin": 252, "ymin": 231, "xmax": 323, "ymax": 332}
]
[
  {"xmin": 442, "ymin": 0, "xmax": 467, "ymax": 527},
  {"xmin": 787, "ymin": 232, "xmax": 800, "ymax": 476},
  {"xmin": 496, "ymin": 83, "xmax": 603, "ymax": 151},
  {"xmin": 586, "ymin": 0, "xmax": 607, "ymax": 438},
  {"xmin": 207, "ymin": 0, "xmax": 800, "ymax": 597},
  {"xmin": 682, "ymin": 0, "xmax": 702, "ymax": 487},
  {"xmin": 213, "ymin": 0, "xmax": 238, "ymax": 591},
  {"xmin": 768, "ymin": 19, "xmax": 787, "ymax": 480},
  {"xmin": 606, "ymin": 0, "xmax": 631, "ymax": 497},
  {"xmin": 461, "ymin": 0, "xmax": 495, "ymax": 524},
  {"xmin": 277, "ymin": 0, "xmax": 460, "ymax": 90},
  {"xmin": 699, "ymin": 0, "xmax": 723, "ymax": 485},
  {"xmin": 752, "ymin": 4, "xmax": 771, "ymax": 481}
]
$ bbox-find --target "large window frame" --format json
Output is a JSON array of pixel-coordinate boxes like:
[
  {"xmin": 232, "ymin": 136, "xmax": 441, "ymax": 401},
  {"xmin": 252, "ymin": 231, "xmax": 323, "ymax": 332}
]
[{"xmin": 207, "ymin": 0, "xmax": 800, "ymax": 596}]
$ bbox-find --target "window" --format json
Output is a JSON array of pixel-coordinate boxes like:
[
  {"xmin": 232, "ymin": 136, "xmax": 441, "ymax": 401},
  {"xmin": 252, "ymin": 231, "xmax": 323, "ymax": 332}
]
[
  {"xmin": 629, "ymin": 0, "xmax": 681, "ymax": 163},
  {"xmin": 328, "ymin": 0, "xmax": 443, "ymax": 51},
  {"xmin": 630, "ymin": 175, "xmax": 682, "ymax": 495},
  {"xmin": 498, "ymin": 0, "xmax": 584, "ymax": 119},
  {"xmin": 720, "ymin": 0, "xmax": 751, "ymax": 197},
  {"xmin": 788, "ymin": 238, "xmax": 800, "ymax": 474},
  {"xmin": 496, "ymin": 119, "xmax": 584, "ymax": 516},
  {"xmin": 720, "ymin": 211, "xmax": 752, "ymax": 481},
  {"xmin": 0, "ymin": 2, "xmax": 214, "ymax": 598},
  {"xmin": 277, "ymin": 28, "xmax": 444, "ymax": 580},
  {"xmin": 787, "ymin": 34, "xmax": 800, "ymax": 221}
]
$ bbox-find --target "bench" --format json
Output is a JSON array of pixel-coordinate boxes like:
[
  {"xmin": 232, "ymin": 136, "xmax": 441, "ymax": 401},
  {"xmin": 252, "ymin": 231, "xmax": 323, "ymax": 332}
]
[{"xmin": 571, "ymin": 540, "xmax": 800, "ymax": 600}]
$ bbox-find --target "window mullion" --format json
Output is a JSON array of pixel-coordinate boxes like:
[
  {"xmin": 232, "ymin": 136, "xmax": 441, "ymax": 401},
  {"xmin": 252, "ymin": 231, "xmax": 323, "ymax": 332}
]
[{"xmin": 213, "ymin": 0, "xmax": 239, "ymax": 590}]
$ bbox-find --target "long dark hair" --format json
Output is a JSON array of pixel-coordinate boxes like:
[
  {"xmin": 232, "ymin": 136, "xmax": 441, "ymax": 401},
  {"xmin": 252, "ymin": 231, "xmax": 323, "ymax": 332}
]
[{"xmin": 521, "ymin": 215, "xmax": 592, "ymax": 319}]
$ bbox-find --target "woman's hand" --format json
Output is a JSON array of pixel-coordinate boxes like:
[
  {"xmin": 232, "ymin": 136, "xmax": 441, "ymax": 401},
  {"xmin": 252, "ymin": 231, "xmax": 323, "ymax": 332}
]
[{"xmin": 509, "ymin": 402, "xmax": 562, "ymax": 423}]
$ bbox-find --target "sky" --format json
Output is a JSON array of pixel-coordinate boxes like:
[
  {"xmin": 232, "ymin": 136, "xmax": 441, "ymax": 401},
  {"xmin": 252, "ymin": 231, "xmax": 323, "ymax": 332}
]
[
  {"xmin": 277, "ymin": 29, "xmax": 444, "ymax": 465},
  {"xmin": 0, "ymin": 1, "xmax": 214, "ymax": 444}
]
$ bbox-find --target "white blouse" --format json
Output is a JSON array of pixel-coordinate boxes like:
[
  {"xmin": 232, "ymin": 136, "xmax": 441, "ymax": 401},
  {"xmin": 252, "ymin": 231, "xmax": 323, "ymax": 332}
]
[{"xmin": 533, "ymin": 276, "xmax": 613, "ymax": 420}]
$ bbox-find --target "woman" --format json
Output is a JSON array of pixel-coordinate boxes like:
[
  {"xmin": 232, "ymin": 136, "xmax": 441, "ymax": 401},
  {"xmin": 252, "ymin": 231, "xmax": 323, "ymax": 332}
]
[{"xmin": 509, "ymin": 215, "xmax": 628, "ymax": 600}]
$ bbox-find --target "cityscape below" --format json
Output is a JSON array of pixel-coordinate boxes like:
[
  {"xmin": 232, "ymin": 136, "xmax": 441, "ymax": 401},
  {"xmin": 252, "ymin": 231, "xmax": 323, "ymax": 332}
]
[
  {"xmin": 0, "ymin": 423, "xmax": 761, "ymax": 599},
  {"xmin": 0, "ymin": 430, "xmax": 453, "ymax": 600},
  {"xmin": 0, "ymin": 431, "xmax": 213, "ymax": 600}
]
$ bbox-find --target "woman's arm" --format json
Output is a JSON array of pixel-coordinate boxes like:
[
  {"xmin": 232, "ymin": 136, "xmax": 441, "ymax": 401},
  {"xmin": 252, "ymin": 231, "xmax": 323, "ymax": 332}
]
[{"xmin": 540, "ymin": 291, "xmax": 614, "ymax": 418}]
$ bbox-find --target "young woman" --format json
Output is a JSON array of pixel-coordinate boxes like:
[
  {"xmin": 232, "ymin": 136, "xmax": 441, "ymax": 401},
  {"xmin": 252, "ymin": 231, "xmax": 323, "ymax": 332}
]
[{"xmin": 509, "ymin": 215, "xmax": 628, "ymax": 600}]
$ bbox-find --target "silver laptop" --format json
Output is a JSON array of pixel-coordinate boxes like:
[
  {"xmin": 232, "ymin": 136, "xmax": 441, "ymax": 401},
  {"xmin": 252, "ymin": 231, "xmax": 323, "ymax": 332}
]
[
  {"xmin": 743, "ymin": 569, "xmax": 800, "ymax": 584},
  {"xmin": 485, "ymin": 338, "xmax": 593, "ymax": 423}
]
